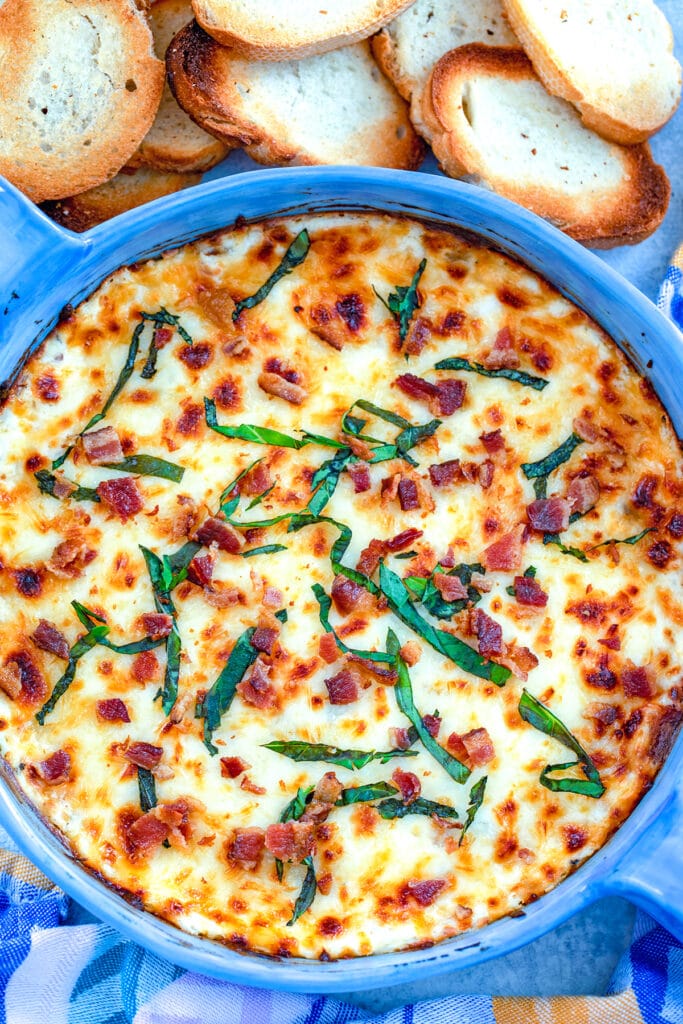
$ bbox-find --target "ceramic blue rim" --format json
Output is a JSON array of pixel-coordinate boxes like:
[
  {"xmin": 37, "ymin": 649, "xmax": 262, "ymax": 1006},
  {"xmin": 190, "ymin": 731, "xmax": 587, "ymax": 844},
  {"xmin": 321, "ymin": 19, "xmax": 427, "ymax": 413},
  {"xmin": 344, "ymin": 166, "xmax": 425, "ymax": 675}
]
[{"xmin": 0, "ymin": 166, "xmax": 682, "ymax": 992}]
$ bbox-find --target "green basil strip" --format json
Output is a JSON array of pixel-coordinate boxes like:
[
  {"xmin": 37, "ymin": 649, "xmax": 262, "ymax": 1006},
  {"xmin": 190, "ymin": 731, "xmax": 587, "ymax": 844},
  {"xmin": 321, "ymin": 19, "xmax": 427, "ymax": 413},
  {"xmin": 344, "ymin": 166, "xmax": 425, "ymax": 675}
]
[
  {"xmin": 281, "ymin": 785, "xmax": 315, "ymax": 823},
  {"xmin": 518, "ymin": 689, "xmax": 605, "ymax": 798},
  {"xmin": 234, "ymin": 229, "xmax": 311, "ymax": 321},
  {"xmin": 102, "ymin": 454, "xmax": 185, "ymax": 482},
  {"xmin": 344, "ymin": 399, "xmax": 411, "ymax": 433},
  {"xmin": 246, "ymin": 482, "xmax": 276, "ymax": 511},
  {"xmin": 521, "ymin": 433, "xmax": 583, "ymax": 480},
  {"xmin": 160, "ymin": 627, "xmax": 182, "ymax": 717},
  {"xmin": 241, "ymin": 544, "xmax": 288, "ymax": 559},
  {"xmin": 71, "ymin": 601, "xmax": 107, "ymax": 630},
  {"xmin": 262, "ymin": 740, "xmax": 418, "ymax": 771},
  {"xmin": 219, "ymin": 458, "xmax": 266, "ymax": 517},
  {"xmin": 435, "ymin": 357, "xmax": 548, "ymax": 391},
  {"xmin": 542, "ymin": 536, "xmax": 589, "ymax": 563},
  {"xmin": 36, "ymin": 623, "xmax": 110, "ymax": 725},
  {"xmin": 205, "ymin": 399, "xmax": 309, "ymax": 449},
  {"xmin": 379, "ymin": 563, "xmax": 510, "ymax": 685},
  {"xmin": 376, "ymin": 796, "xmax": 460, "ymax": 821},
  {"xmin": 52, "ymin": 320, "xmax": 145, "ymax": 470},
  {"xmin": 275, "ymin": 609, "xmax": 288, "ymax": 623},
  {"xmin": 336, "ymin": 782, "xmax": 399, "ymax": 805},
  {"xmin": 140, "ymin": 308, "xmax": 193, "ymax": 380},
  {"xmin": 590, "ymin": 527, "xmax": 654, "ymax": 550},
  {"xmin": 286, "ymin": 856, "xmax": 316, "ymax": 926},
  {"xmin": 312, "ymin": 582, "xmax": 394, "ymax": 664},
  {"xmin": 374, "ymin": 258, "xmax": 427, "ymax": 344},
  {"xmin": 163, "ymin": 541, "xmax": 202, "ymax": 586},
  {"xmin": 394, "ymin": 418, "xmax": 441, "ymax": 457},
  {"xmin": 394, "ymin": 550, "xmax": 418, "ymax": 560},
  {"xmin": 307, "ymin": 448, "xmax": 354, "ymax": 516},
  {"xmin": 405, "ymin": 562, "xmax": 484, "ymax": 621},
  {"xmin": 140, "ymin": 546, "xmax": 176, "ymax": 616},
  {"xmin": 138, "ymin": 767, "xmax": 158, "ymax": 814},
  {"xmin": 140, "ymin": 546, "xmax": 181, "ymax": 714},
  {"xmin": 389, "ymin": 629, "xmax": 470, "ymax": 784},
  {"xmin": 199, "ymin": 627, "xmax": 258, "ymax": 754},
  {"xmin": 71, "ymin": 600, "xmax": 165, "ymax": 655},
  {"xmin": 35, "ymin": 469, "xmax": 100, "ymax": 503},
  {"xmin": 459, "ymin": 776, "xmax": 487, "ymax": 845}
]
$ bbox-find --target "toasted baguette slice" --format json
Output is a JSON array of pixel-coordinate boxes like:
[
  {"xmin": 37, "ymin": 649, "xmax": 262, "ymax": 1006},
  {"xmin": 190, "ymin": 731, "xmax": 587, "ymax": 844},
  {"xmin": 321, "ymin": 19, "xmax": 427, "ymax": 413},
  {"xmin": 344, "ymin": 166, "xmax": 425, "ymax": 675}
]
[
  {"xmin": 424, "ymin": 45, "xmax": 670, "ymax": 248},
  {"xmin": 130, "ymin": 0, "xmax": 231, "ymax": 172},
  {"xmin": 191, "ymin": 0, "xmax": 417, "ymax": 60},
  {"xmin": 502, "ymin": 0, "xmax": 681, "ymax": 144},
  {"xmin": 0, "ymin": 0, "xmax": 165, "ymax": 202},
  {"xmin": 167, "ymin": 22, "xmax": 424, "ymax": 169},
  {"xmin": 373, "ymin": 0, "xmax": 517, "ymax": 139},
  {"xmin": 40, "ymin": 166, "xmax": 202, "ymax": 232}
]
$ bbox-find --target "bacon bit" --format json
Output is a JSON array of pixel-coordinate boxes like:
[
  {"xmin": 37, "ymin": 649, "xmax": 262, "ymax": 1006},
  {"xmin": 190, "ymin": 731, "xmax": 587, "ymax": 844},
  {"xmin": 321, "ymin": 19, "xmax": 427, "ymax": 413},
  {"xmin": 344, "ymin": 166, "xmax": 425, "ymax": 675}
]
[
  {"xmin": 380, "ymin": 473, "xmax": 400, "ymax": 504},
  {"xmin": 325, "ymin": 667, "xmax": 359, "ymax": 705},
  {"xmin": 30, "ymin": 619, "xmax": 69, "ymax": 659},
  {"xmin": 647, "ymin": 539, "xmax": 672, "ymax": 568},
  {"xmin": 241, "ymin": 774, "xmax": 266, "ymax": 795},
  {"xmin": 401, "ymin": 878, "xmax": 446, "ymax": 907},
  {"xmin": 471, "ymin": 572, "xmax": 491, "ymax": 592},
  {"xmin": 526, "ymin": 497, "xmax": 570, "ymax": 533},
  {"xmin": 385, "ymin": 529, "xmax": 422, "ymax": 553},
  {"xmin": 258, "ymin": 371, "xmax": 307, "ymax": 406},
  {"xmin": 474, "ymin": 609, "xmax": 503, "ymax": 657},
  {"xmin": 429, "ymin": 459, "xmax": 461, "ymax": 488},
  {"xmin": 152, "ymin": 799, "xmax": 195, "ymax": 847},
  {"xmin": 478, "ymin": 460, "xmax": 495, "ymax": 489},
  {"xmin": 336, "ymin": 293, "xmax": 365, "ymax": 331},
  {"xmin": 241, "ymin": 461, "xmax": 273, "ymax": 498},
  {"xmin": 318, "ymin": 632, "xmax": 339, "ymax": 664},
  {"xmin": 446, "ymin": 732, "xmax": 469, "ymax": 761},
  {"xmin": 179, "ymin": 343, "xmax": 212, "ymax": 370},
  {"xmin": 132, "ymin": 650, "xmax": 160, "ymax": 684},
  {"xmin": 357, "ymin": 539, "xmax": 388, "ymax": 576},
  {"xmin": 202, "ymin": 582, "xmax": 242, "ymax": 608},
  {"xmin": 394, "ymin": 374, "xmax": 465, "ymax": 416},
  {"xmin": 125, "ymin": 812, "xmax": 168, "ymax": 858},
  {"xmin": 228, "ymin": 827, "xmax": 265, "ymax": 869},
  {"xmin": 348, "ymin": 463, "xmax": 371, "ymax": 493},
  {"xmin": 347, "ymin": 655, "xmax": 397, "ymax": 685},
  {"xmin": 250, "ymin": 627, "xmax": 278, "ymax": 655},
  {"xmin": 304, "ymin": 303, "xmax": 347, "ymax": 350},
  {"xmin": 187, "ymin": 552, "xmax": 215, "ymax": 587},
  {"xmin": 0, "ymin": 662, "xmax": 21, "ymax": 700},
  {"xmin": 513, "ymin": 575, "xmax": 548, "ymax": 607},
  {"xmin": 483, "ymin": 326, "xmax": 519, "ymax": 369},
  {"xmin": 481, "ymin": 526, "xmax": 524, "ymax": 572},
  {"xmin": 583, "ymin": 702, "xmax": 618, "ymax": 726},
  {"xmin": 394, "ymin": 372, "xmax": 435, "ymax": 403},
  {"xmin": 435, "ymin": 378, "xmax": 466, "ymax": 416},
  {"xmin": 97, "ymin": 477, "xmax": 143, "ymax": 522},
  {"xmin": 124, "ymin": 742, "xmax": 163, "ymax": 770},
  {"xmin": 344, "ymin": 434, "xmax": 375, "ymax": 461},
  {"xmin": 433, "ymin": 573, "xmax": 468, "ymax": 602},
  {"xmin": 82, "ymin": 425, "xmax": 124, "ymax": 465},
  {"xmin": 237, "ymin": 660, "xmax": 276, "ymax": 709},
  {"xmin": 405, "ymin": 316, "xmax": 431, "ymax": 355},
  {"xmin": 220, "ymin": 756, "xmax": 250, "ymax": 778},
  {"xmin": 176, "ymin": 402, "xmax": 203, "ymax": 436},
  {"xmin": 633, "ymin": 474, "xmax": 659, "ymax": 509},
  {"xmin": 390, "ymin": 726, "xmax": 413, "ymax": 750},
  {"xmin": 667, "ymin": 512, "xmax": 683, "ymax": 538},
  {"xmin": 51, "ymin": 472, "xmax": 78, "ymax": 499},
  {"xmin": 96, "ymin": 699, "xmax": 130, "ymax": 723},
  {"xmin": 567, "ymin": 475, "xmax": 600, "ymax": 515},
  {"xmin": 46, "ymin": 538, "xmax": 96, "ymax": 578},
  {"xmin": 36, "ymin": 374, "xmax": 60, "ymax": 402},
  {"xmin": 480, "ymin": 429, "xmax": 505, "ymax": 454},
  {"xmin": 572, "ymin": 415, "xmax": 600, "ymax": 443},
  {"xmin": 168, "ymin": 495, "xmax": 201, "ymax": 542},
  {"xmin": 262, "ymin": 588, "xmax": 283, "ymax": 611},
  {"xmin": 301, "ymin": 772, "xmax": 344, "ymax": 824},
  {"xmin": 34, "ymin": 749, "xmax": 71, "ymax": 785},
  {"xmin": 140, "ymin": 613, "xmax": 173, "ymax": 639},
  {"xmin": 500, "ymin": 643, "xmax": 538, "ymax": 681},
  {"xmin": 392, "ymin": 767, "xmax": 421, "ymax": 804},
  {"xmin": 621, "ymin": 663, "xmax": 654, "ymax": 699},
  {"xmin": 586, "ymin": 655, "xmax": 618, "ymax": 691},
  {"xmin": 1, "ymin": 651, "xmax": 47, "ymax": 705},
  {"xmin": 397, "ymin": 477, "xmax": 420, "ymax": 511},
  {"xmin": 265, "ymin": 821, "xmax": 315, "ymax": 862},
  {"xmin": 331, "ymin": 574, "xmax": 370, "ymax": 615},
  {"xmin": 461, "ymin": 727, "xmax": 495, "ymax": 766},
  {"xmin": 196, "ymin": 517, "xmax": 243, "ymax": 554},
  {"xmin": 400, "ymin": 640, "xmax": 422, "ymax": 666}
]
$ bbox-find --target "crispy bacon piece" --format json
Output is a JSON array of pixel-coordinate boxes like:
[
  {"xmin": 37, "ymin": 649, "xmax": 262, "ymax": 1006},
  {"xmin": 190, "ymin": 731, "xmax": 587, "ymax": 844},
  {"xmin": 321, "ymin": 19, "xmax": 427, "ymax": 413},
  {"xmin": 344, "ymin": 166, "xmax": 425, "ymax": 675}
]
[
  {"xmin": 152, "ymin": 799, "xmax": 194, "ymax": 846},
  {"xmin": 1, "ymin": 651, "xmax": 46, "ymax": 704},
  {"xmin": 0, "ymin": 662, "xmax": 21, "ymax": 700},
  {"xmin": 96, "ymin": 698, "xmax": 130, "ymax": 723},
  {"xmin": 265, "ymin": 821, "xmax": 315, "ymax": 862},
  {"xmin": 433, "ymin": 573, "xmax": 468, "ymax": 602},
  {"xmin": 633, "ymin": 474, "xmax": 658, "ymax": 509},
  {"xmin": 446, "ymin": 732, "xmax": 469, "ymax": 762},
  {"xmin": 237, "ymin": 660, "xmax": 276, "ymax": 709},
  {"xmin": 667, "ymin": 512, "xmax": 683, "ymax": 538},
  {"xmin": 402, "ymin": 878, "xmax": 446, "ymax": 907},
  {"xmin": 347, "ymin": 654, "xmax": 397, "ymax": 685},
  {"xmin": 572, "ymin": 415, "xmax": 600, "ymax": 443},
  {"xmin": 392, "ymin": 767, "xmax": 421, "ymax": 804},
  {"xmin": 169, "ymin": 494, "xmax": 201, "ymax": 542},
  {"xmin": 228, "ymin": 827, "xmax": 265, "ymax": 869},
  {"xmin": 461, "ymin": 727, "xmax": 495, "ymax": 766},
  {"xmin": 390, "ymin": 726, "xmax": 413, "ymax": 750},
  {"xmin": 345, "ymin": 434, "xmax": 376, "ymax": 461},
  {"xmin": 30, "ymin": 619, "xmax": 69, "ymax": 659},
  {"xmin": 257, "ymin": 371, "xmax": 307, "ymax": 405},
  {"xmin": 241, "ymin": 775, "xmax": 266, "ymax": 795},
  {"xmin": 480, "ymin": 429, "xmax": 505, "ymax": 454},
  {"xmin": 394, "ymin": 374, "xmax": 466, "ymax": 416},
  {"xmin": 394, "ymin": 373, "xmax": 435, "ymax": 403},
  {"xmin": 386, "ymin": 528, "xmax": 423, "ymax": 552},
  {"xmin": 526, "ymin": 497, "xmax": 570, "ymax": 533},
  {"xmin": 479, "ymin": 460, "xmax": 494, "ymax": 489},
  {"xmin": 251, "ymin": 627, "xmax": 278, "ymax": 655},
  {"xmin": 34, "ymin": 749, "xmax": 71, "ymax": 785},
  {"xmin": 647, "ymin": 539, "xmax": 672, "ymax": 568},
  {"xmin": 348, "ymin": 463, "xmax": 371, "ymax": 493},
  {"xmin": 482, "ymin": 527, "xmax": 524, "ymax": 572},
  {"xmin": 324, "ymin": 667, "xmax": 360, "ymax": 705},
  {"xmin": 220, "ymin": 756, "xmax": 251, "ymax": 778},
  {"xmin": 399, "ymin": 640, "xmax": 422, "ymax": 666},
  {"xmin": 263, "ymin": 586, "xmax": 283, "ymax": 610},
  {"xmin": 132, "ymin": 650, "xmax": 160, "ymax": 684},
  {"xmin": 127, "ymin": 812, "xmax": 169, "ymax": 858},
  {"xmin": 304, "ymin": 303, "xmax": 347, "ymax": 350},
  {"xmin": 264, "ymin": 357, "xmax": 301, "ymax": 384},
  {"xmin": 140, "ymin": 613, "xmax": 173, "ymax": 639},
  {"xmin": 179, "ymin": 343, "xmax": 212, "ymax": 370},
  {"xmin": 397, "ymin": 477, "xmax": 420, "ymax": 511},
  {"xmin": 500, "ymin": 642, "xmax": 538, "ymax": 681},
  {"xmin": 583, "ymin": 702, "xmax": 619, "ymax": 727},
  {"xmin": 82, "ymin": 426, "xmax": 124, "ymax": 465},
  {"xmin": 474, "ymin": 609, "xmax": 503, "ymax": 657},
  {"xmin": 566, "ymin": 475, "xmax": 599, "ymax": 516},
  {"xmin": 357, "ymin": 539, "xmax": 388, "ymax": 576},
  {"xmin": 483, "ymin": 326, "xmax": 519, "ymax": 369},
  {"xmin": 187, "ymin": 553, "xmax": 215, "ymax": 586},
  {"xmin": 336, "ymin": 293, "xmax": 365, "ymax": 331},
  {"xmin": 436, "ymin": 379, "xmax": 467, "ymax": 415},
  {"xmin": 124, "ymin": 742, "xmax": 163, "ymax": 770},
  {"xmin": 405, "ymin": 315, "xmax": 431, "ymax": 355},
  {"xmin": 46, "ymin": 538, "xmax": 96, "ymax": 578},
  {"xmin": 331, "ymin": 574, "xmax": 370, "ymax": 615},
  {"xmin": 301, "ymin": 771, "xmax": 344, "ymax": 824},
  {"xmin": 428, "ymin": 459, "xmax": 461, "ymax": 488},
  {"xmin": 196, "ymin": 517, "xmax": 243, "ymax": 554},
  {"xmin": 97, "ymin": 477, "xmax": 143, "ymax": 522},
  {"xmin": 202, "ymin": 582, "xmax": 242, "ymax": 608},
  {"xmin": 240, "ymin": 461, "xmax": 273, "ymax": 498},
  {"xmin": 513, "ymin": 575, "xmax": 548, "ymax": 607},
  {"xmin": 51, "ymin": 472, "xmax": 78, "ymax": 499},
  {"xmin": 621, "ymin": 663, "xmax": 654, "ymax": 699},
  {"xmin": 422, "ymin": 713, "xmax": 441, "ymax": 737},
  {"xmin": 319, "ymin": 632, "xmax": 339, "ymax": 664}
]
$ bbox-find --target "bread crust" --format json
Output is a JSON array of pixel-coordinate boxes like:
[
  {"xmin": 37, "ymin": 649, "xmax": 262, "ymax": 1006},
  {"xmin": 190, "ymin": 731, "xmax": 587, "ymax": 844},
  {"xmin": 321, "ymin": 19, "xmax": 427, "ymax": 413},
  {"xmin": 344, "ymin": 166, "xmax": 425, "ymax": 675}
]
[
  {"xmin": 166, "ymin": 21, "xmax": 424, "ymax": 170},
  {"xmin": 501, "ymin": 0, "xmax": 682, "ymax": 145},
  {"xmin": 0, "ymin": 0, "xmax": 165, "ymax": 202},
  {"xmin": 426, "ymin": 45, "xmax": 670, "ymax": 248},
  {"xmin": 191, "ymin": 0, "xmax": 417, "ymax": 61}
]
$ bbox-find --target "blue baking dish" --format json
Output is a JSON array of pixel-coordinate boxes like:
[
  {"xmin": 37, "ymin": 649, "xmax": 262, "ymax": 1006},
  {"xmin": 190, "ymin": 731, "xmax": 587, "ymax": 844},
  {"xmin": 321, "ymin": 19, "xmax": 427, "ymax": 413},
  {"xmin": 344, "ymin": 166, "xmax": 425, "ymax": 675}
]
[{"xmin": 0, "ymin": 166, "xmax": 682, "ymax": 992}]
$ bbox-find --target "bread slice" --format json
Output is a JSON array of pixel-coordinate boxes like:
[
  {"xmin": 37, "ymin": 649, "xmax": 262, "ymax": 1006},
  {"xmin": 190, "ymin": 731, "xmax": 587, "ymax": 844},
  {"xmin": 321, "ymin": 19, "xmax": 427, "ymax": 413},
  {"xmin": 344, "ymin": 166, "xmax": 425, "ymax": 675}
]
[
  {"xmin": 167, "ymin": 21, "xmax": 424, "ymax": 169},
  {"xmin": 373, "ymin": 0, "xmax": 517, "ymax": 139},
  {"xmin": 0, "ymin": 0, "xmax": 165, "ymax": 202},
  {"xmin": 424, "ymin": 45, "xmax": 670, "ymax": 248},
  {"xmin": 501, "ymin": 0, "xmax": 681, "ymax": 145},
  {"xmin": 130, "ymin": 0, "xmax": 231, "ymax": 171},
  {"xmin": 40, "ymin": 166, "xmax": 201, "ymax": 232},
  {"xmin": 190, "ymin": 0, "xmax": 417, "ymax": 60}
]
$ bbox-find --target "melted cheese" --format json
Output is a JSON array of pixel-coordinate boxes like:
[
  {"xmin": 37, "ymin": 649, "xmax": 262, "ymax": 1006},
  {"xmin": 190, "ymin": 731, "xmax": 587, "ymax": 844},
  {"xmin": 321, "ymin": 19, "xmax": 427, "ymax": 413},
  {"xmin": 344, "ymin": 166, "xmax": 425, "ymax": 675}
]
[{"xmin": 0, "ymin": 213, "xmax": 681, "ymax": 959}]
